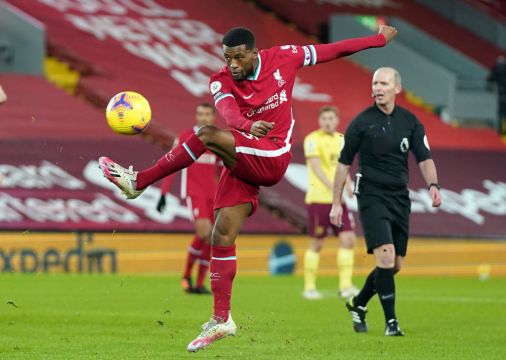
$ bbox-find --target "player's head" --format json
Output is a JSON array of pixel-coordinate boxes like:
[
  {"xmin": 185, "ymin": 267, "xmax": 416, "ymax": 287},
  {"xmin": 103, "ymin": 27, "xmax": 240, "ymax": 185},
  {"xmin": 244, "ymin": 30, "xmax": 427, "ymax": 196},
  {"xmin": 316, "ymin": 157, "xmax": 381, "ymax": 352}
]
[
  {"xmin": 195, "ymin": 103, "xmax": 216, "ymax": 126},
  {"xmin": 318, "ymin": 106, "xmax": 339, "ymax": 134},
  {"xmin": 372, "ymin": 67, "xmax": 402, "ymax": 107},
  {"xmin": 222, "ymin": 27, "xmax": 258, "ymax": 81}
]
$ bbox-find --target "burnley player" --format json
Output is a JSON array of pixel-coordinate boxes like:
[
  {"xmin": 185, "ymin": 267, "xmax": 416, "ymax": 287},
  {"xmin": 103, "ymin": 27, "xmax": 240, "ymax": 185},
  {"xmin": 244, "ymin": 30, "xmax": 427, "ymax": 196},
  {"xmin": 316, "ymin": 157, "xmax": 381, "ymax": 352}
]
[
  {"xmin": 157, "ymin": 103, "xmax": 220, "ymax": 295},
  {"xmin": 98, "ymin": 25, "xmax": 398, "ymax": 351},
  {"xmin": 303, "ymin": 106, "xmax": 359, "ymax": 300}
]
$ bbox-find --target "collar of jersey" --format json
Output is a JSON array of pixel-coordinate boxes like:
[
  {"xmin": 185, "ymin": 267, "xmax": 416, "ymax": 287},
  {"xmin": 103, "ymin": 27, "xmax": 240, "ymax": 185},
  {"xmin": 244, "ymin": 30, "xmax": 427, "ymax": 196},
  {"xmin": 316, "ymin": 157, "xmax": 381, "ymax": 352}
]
[
  {"xmin": 374, "ymin": 102, "xmax": 397, "ymax": 116},
  {"xmin": 246, "ymin": 53, "xmax": 262, "ymax": 81},
  {"xmin": 319, "ymin": 129, "xmax": 338, "ymax": 137}
]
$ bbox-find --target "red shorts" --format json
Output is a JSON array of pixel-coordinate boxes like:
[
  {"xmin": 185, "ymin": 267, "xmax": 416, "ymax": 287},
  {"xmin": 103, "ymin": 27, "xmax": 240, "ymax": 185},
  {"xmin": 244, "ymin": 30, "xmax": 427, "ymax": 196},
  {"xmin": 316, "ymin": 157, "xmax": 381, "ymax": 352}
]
[
  {"xmin": 307, "ymin": 203, "xmax": 355, "ymax": 239},
  {"xmin": 186, "ymin": 196, "xmax": 214, "ymax": 222},
  {"xmin": 213, "ymin": 130, "xmax": 292, "ymax": 215}
]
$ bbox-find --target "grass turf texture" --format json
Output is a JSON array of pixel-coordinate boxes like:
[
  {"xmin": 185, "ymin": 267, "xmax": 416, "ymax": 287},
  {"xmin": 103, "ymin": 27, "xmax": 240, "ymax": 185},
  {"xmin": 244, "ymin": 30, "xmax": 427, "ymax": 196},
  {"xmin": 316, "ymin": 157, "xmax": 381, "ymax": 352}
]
[{"xmin": 1, "ymin": 275, "xmax": 505, "ymax": 359}]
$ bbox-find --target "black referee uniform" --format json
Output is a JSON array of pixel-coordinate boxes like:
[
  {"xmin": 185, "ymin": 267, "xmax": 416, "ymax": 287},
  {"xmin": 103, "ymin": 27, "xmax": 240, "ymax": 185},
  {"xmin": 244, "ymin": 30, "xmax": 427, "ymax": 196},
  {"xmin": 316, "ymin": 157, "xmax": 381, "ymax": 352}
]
[{"xmin": 339, "ymin": 103, "xmax": 431, "ymax": 256}]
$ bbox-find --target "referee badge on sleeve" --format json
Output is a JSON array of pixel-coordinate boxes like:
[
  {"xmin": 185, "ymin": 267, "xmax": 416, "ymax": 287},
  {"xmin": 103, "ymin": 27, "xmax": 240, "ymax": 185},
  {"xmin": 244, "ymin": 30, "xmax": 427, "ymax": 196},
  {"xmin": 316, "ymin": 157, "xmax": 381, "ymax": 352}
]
[{"xmin": 400, "ymin": 137, "xmax": 409, "ymax": 153}]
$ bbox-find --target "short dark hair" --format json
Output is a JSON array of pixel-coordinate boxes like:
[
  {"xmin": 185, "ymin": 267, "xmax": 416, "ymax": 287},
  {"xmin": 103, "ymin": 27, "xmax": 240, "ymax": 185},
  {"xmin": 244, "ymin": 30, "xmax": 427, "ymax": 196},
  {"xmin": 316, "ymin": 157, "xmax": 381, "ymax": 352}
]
[
  {"xmin": 197, "ymin": 102, "xmax": 215, "ymax": 113},
  {"xmin": 222, "ymin": 27, "xmax": 255, "ymax": 49},
  {"xmin": 319, "ymin": 105, "xmax": 339, "ymax": 117}
]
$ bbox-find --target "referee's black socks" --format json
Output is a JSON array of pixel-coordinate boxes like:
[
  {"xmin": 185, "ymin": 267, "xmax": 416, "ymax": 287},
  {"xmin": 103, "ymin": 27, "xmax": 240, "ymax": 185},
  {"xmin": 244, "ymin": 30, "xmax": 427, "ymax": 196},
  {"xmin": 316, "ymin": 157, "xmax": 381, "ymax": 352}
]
[
  {"xmin": 354, "ymin": 268, "xmax": 376, "ymax": 307},
  {"xmin": 375, "ymin": 267, "xmax": 396, "ymax": 322}
]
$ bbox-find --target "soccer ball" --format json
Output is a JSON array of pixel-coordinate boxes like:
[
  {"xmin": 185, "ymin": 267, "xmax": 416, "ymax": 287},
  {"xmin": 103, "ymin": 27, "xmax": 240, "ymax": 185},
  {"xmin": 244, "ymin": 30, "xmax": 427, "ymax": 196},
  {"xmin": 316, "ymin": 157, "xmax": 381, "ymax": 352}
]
[{"xmin": 105, "ymin": 91, "xmax": 151, "ymax": 135}]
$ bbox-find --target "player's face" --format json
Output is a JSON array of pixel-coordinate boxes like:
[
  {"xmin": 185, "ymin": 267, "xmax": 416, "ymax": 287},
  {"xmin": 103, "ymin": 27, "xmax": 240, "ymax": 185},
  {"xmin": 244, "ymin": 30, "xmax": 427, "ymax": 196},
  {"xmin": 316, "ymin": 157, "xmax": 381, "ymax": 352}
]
[
  {"xmin": 372, "ymin": 70, "xmax": 400, "ymax": 106},
  {"xmin": 223, "ymin": 45, "xmax": 258, "ymax": 81},
  {"xmin": 195, "ymin": 106, "xmax": 215, "ymax": 126},
  {"xmin": 319, "ymin": 111, "xmax": 339, "ymax": 134}
]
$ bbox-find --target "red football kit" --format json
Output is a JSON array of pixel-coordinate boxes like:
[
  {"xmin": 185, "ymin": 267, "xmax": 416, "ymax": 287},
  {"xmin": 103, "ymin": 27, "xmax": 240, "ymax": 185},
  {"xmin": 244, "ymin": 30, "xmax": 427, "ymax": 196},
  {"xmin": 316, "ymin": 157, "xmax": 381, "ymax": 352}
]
[
  {"xmin": 133, "ymin": 33, "xmax": 386, "ymax": 323},
  {"xmin": 208, "ymin": 34, "xmax": 386, "ymax": 214}
]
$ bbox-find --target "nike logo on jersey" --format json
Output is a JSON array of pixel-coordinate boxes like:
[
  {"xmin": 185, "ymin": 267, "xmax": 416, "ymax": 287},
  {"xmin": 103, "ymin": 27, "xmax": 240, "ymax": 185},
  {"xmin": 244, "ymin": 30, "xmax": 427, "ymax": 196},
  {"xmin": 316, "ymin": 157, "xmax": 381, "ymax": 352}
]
[{"xmin": 243, "ymin": 93, "xmax": 255, "ymax": 99}]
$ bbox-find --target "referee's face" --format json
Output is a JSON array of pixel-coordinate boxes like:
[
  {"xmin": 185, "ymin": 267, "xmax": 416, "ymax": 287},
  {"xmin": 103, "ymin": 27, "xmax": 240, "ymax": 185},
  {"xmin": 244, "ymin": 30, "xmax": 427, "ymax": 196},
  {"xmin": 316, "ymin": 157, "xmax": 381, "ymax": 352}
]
[
  {"xmin": 319, "ymin": 111, "xmax": 339, "ymax": 134},
  {"xmin": 372, "ymin": 69, "xmax": 399, "ymax": 107}
]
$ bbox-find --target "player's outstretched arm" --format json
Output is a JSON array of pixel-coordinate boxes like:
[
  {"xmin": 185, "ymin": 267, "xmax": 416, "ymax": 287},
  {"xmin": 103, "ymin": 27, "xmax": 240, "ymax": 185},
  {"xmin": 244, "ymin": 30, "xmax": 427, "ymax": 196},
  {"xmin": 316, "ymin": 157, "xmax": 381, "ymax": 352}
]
[
  {"xmin": 308, "ymin": 25, "xmax": 397, "ymax": 65},
  {"xmin": 378, "ymin": 25, "xmax": 397, "ymax": 43}
]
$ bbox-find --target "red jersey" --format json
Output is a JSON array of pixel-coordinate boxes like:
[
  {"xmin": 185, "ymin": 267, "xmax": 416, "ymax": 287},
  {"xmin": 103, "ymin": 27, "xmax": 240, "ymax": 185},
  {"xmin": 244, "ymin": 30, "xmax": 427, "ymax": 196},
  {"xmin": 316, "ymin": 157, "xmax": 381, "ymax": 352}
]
[
  {"xmin": 205, "ymin": 35, "xmax": 385, "ymax": 212},
  {"xmin": 209, "ymin": 45, "xmax": 317, "ymax": 146},
  {"xmin": 209, "ymin": 35, "xmax": 386, "ymax": 141},
  {"xmin": 161, "ymin": 126, "xmax": 220, "ymax": 199}
]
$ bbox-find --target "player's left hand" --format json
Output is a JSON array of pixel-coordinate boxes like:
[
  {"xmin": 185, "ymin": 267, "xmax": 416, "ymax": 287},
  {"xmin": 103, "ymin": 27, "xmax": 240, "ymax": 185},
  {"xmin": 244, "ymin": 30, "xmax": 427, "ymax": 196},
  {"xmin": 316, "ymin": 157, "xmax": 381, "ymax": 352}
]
[
  {"xmin": 378, "ymin": 25, "xmax": 397, "ymax": 43},
  {"xmin": 250, "ymin": 121, "xmax": 274, "ymax": 138},
  {"xmin": 429, "ymin": 187, "xmax": 442, "ymax": 207}
]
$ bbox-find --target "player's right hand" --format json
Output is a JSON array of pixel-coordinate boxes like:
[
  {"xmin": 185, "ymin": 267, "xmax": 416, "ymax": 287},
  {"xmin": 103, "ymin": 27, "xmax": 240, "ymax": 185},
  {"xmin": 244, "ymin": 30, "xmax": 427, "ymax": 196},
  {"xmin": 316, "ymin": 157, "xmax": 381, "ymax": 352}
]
[
  {"xmin": 329, "ymin": 203, "xmax": 343, "ymax": 227},
  {"xmin": 156, "ymin": 194, "xmax": 166, "ymax": 213},
  {"xmin": 250, "ymin": 121, "xmax": 274, "ymax": 138},
  {"xmin": 378, "ymin": 25, "xmax": 397, "ymax": 43}
]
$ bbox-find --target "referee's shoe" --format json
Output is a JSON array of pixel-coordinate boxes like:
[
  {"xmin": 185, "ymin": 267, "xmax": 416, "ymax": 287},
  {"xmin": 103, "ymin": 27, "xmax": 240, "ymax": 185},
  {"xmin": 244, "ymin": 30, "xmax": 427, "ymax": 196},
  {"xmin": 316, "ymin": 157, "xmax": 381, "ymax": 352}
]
[
  {"xmin": 345, "ymin": 297, "xmax": 368, "ymax": 333},
  {"xmin": 385, "ymin": 319, "xmax": 405, "ymax": 336}
]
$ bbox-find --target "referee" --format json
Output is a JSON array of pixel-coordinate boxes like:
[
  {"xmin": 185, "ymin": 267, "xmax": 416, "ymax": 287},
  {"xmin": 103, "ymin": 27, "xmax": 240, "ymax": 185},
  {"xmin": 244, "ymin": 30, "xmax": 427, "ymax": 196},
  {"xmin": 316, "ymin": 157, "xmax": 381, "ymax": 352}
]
[{"xmin": 330, "ymin": 67, "xmax": 442, "ymax": 336}]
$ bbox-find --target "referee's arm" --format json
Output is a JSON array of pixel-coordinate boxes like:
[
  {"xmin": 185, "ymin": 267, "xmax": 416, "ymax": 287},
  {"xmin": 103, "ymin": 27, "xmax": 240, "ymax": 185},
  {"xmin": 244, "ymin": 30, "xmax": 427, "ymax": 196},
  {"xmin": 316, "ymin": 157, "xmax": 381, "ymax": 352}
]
[
  {"xmin": 418, "ymin": 159, "xmax": 441, "ymax": 207},
  {"xmin": 330, "ymin": 162, "xmax": 350, "ymax": 226},
  {"xmin": 412, "ymin": 119, "xmax": 441, "ymax": 208},
  {"xmin": 330, "ymin": 119, "xmax": 360, "ymax": 226}
]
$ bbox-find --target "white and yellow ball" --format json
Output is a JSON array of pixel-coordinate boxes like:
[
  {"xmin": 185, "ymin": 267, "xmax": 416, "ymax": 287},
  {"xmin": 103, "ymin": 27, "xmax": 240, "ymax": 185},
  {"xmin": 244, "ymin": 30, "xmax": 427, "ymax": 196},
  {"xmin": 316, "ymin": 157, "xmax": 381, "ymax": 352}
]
[{"xmin": 105, "ymin": 91, "xmax": 151, "ymax": 135}]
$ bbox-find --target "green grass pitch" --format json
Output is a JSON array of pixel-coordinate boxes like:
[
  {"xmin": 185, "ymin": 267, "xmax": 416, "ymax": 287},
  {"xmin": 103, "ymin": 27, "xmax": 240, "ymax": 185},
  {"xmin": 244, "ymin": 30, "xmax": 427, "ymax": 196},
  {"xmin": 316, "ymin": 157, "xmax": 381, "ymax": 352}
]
[{"xmin": 1, "ymin": 274, "xmax": 505, "ymax": 359}]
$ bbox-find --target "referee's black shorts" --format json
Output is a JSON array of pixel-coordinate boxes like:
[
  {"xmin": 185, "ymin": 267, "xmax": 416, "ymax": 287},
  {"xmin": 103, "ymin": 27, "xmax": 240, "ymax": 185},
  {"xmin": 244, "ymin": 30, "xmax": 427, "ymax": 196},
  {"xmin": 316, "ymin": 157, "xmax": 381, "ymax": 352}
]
[{"xmin": 357, "ymin": 191, "xmax": 410, "ymax": 256}]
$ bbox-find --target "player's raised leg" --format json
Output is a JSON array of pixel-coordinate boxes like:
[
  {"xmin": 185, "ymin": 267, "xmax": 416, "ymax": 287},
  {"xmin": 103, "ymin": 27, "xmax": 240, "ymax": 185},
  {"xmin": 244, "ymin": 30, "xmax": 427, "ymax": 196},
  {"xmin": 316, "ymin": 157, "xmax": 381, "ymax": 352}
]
[
  {"xmin": 187, "ymin": 203, "xmax": 252, "ymax": 352},
  {"xmin": 98, "ymin": 125, "xmax": 236, "ymax": 198}
]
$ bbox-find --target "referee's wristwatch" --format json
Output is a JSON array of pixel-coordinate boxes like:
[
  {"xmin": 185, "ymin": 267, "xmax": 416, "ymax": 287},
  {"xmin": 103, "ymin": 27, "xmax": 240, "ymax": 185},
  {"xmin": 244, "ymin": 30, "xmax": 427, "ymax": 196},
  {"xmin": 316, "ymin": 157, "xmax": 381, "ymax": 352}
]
[{"xmin": 428, "ymin": 183, "xmax": 440, "ymax": 191}]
